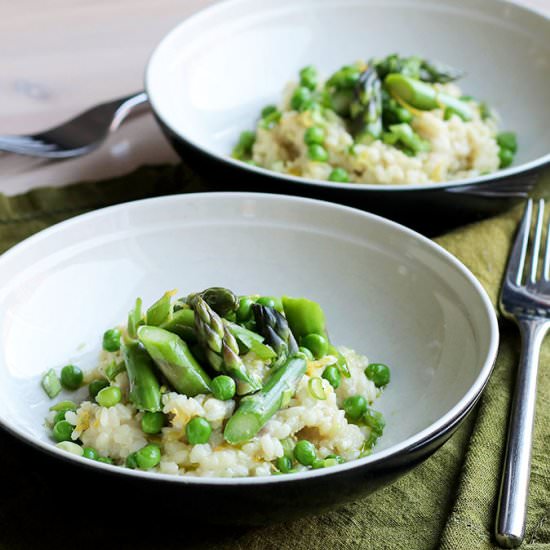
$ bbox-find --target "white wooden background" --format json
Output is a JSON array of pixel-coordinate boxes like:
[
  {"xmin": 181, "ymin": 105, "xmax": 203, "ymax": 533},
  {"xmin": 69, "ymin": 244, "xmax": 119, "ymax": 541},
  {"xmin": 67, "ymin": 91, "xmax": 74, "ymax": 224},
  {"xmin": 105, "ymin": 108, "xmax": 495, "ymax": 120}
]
[{"xmin": 0, "ymin": 0, "xmax": 548, "ymax": 195}]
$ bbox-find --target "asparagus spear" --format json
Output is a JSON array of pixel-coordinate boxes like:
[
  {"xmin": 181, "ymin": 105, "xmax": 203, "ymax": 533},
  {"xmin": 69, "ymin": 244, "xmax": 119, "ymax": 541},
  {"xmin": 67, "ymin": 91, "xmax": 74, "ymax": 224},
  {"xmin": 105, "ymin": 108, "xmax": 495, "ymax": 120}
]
[
  {"xmin": 187, "ymin": 287, "xmax": 239, "ymax": 318},
  {"xmin": 137, "ymin": 326, "xmax": 211, "ymax": 397},
  {"xmin": 189, "ymin": 296, "xmax": 261, "ymax": 392},
  {"xmin": 350, "ymin": 66, "xmax": 383, "ymax": 142},
  {"xmin": 252, "ymin": 304, "xmax": 298, "ymax": 367},
  {"xmin": 122, "ymin": 341, "xmax": 162, "ymax": 412},
  {"xmin": 384, "ymin": 74, "xmax": 472, "ymax": 121},
  {"xmin": 418, "ymin": 59, "xmax": 464, "ymax": 84},
  {"xmin": 324, "ymin": 65, "xmax": 362, "ymax": 117},
  {"xmin": 373, "ymin": 54, "xmax": 463, "ymax": 84},
  {"xmin": 223, "ymin": 355, "xmax": 307, "ymax": 444}
]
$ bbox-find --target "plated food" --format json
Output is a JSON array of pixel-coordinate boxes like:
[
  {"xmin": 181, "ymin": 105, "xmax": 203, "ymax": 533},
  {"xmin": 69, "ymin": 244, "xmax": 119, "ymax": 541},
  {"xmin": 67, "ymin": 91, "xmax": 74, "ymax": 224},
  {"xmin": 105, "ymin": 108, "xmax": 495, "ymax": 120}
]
[
  {"xmin": 42, "ymin": 287, "xmax": 390, "ymax": 477},
  {"xmin": 232, "ymin": 54, "xmax": 517, "ymax": 185}
]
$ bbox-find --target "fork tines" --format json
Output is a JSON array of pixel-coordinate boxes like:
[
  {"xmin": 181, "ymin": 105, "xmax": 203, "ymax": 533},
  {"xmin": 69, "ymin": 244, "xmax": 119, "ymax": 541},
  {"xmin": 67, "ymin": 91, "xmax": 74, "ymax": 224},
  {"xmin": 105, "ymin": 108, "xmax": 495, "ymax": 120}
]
[{"xmin": 508, "ymin": 199, "xmax": 550, "ymax": 288}]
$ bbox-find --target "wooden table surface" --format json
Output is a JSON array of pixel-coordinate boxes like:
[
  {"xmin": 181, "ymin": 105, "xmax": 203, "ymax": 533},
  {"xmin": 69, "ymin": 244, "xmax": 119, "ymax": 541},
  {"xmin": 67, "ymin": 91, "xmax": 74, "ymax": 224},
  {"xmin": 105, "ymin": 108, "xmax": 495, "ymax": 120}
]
[{"xmin": 0, "ymin": 0, "xmax": 548, "ymax": 195}]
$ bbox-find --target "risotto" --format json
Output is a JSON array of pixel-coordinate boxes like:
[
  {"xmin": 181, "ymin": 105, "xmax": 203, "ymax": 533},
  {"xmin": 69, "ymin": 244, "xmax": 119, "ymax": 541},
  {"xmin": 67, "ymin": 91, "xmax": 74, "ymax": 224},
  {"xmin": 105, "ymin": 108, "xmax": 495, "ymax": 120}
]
[
  {"xmin": 232, "ymin": 54, "xmax": 518, "ymax": 185},
  {"xmin": 42, "ymin": 288, "xmax": 390, "ymax": 477}
]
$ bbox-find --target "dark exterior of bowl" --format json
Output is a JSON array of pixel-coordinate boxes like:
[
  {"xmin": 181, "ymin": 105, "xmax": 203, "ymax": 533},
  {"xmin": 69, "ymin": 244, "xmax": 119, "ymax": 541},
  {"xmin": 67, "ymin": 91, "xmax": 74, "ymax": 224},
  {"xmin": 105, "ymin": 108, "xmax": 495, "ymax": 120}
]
[{"xmin": 156, "ymin": 116, "xmax": 547, "ymax": 234}]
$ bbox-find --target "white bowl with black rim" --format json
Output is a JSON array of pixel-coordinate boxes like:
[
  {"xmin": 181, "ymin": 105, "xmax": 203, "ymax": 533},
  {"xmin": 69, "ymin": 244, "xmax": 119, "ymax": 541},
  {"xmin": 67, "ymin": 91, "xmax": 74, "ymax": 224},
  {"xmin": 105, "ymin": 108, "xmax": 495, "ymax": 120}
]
[
  {"xmin": 145, "ymin": 0, "xmax": 550, "ymax": 229},
  {"xmin": 0, "ymin": 192, "xmax": 498, "ymax": 522}
]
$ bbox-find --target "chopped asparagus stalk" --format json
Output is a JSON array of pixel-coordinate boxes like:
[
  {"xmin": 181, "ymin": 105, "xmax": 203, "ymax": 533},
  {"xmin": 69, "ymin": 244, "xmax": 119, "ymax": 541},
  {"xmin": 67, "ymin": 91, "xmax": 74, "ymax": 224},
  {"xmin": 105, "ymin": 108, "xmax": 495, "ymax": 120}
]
[
  {"xmin": 127, "ymin": 297, "xmax": 144, "ymax": 339},
  {"xmin": 137, "ymin": 326, "xmax": 211, "ymax": 397},
  {"xmin": 146, "ymin": 290, "xmax": 176, "ymax": 326},
  {"xmin": 160, "ymin": 308, "xmax": 196, "ymax": 343},
  {"xmin": 281, "ymin": 296, "xmax": 327, "ymax": 340},
  {"xmin": 224, "ymin": 355, "xmax": 307, "ymax": 444},
  {"xmin": 104, "ymin": 360, "xmax": 126, "ymax": 381},
  {"xmin": 122, "ymin": 341, "xmax": 162, "ymax": 412},
  {"xmin": 382, "ymin": 123, "xmax": 430, "ymax": 155},
  {"xmin": 225, "ymin": 321, "xmax": 277, "ymax": 361},
  {"xmin": 41, "ymin": 369, "xmax": 62, "ymax": 398},
  {"xmin": 384, "ymin": 74, "xmax": 472, "ymax": 121}
]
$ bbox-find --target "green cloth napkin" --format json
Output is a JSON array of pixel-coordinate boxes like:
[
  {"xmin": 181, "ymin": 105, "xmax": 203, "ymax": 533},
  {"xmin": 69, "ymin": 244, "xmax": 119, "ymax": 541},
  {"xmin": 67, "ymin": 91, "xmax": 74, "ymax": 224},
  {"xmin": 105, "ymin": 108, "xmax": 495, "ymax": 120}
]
[{"xmin": 0, "ymin": 164, "xmax": 548, "ymax": 550}]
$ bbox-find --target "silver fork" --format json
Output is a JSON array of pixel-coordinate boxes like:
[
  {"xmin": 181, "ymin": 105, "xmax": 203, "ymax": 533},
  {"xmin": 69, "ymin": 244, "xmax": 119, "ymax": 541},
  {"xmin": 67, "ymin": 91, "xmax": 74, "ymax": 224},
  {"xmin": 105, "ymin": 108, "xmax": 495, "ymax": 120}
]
[
  {"xmin": 0, "ymin": 92, "xmax": 148, "ymax": 158},
  {"xmin": 496, "ymin": 198, "xmax": 550, "ymax": 548}
]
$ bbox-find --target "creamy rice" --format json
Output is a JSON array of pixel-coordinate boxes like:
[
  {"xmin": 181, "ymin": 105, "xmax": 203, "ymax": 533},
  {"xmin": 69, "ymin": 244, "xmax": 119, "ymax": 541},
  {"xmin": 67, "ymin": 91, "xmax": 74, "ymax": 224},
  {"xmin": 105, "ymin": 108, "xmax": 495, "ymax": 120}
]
[
  {"xmin": 59, "ymin": 347, "xmax": 382, "ymax": 477},
  {"xmin": 251, "ymin": 80, "xmax": 500, "ymax": 185}
]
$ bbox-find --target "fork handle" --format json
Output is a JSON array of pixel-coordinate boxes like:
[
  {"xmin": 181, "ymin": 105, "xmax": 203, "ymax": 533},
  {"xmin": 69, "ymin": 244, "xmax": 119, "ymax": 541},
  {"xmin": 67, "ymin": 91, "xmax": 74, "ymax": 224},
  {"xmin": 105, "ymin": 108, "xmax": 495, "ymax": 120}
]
[{"xmin": 495, "ymin": 317, "xmax": 548, "ymax": 548}]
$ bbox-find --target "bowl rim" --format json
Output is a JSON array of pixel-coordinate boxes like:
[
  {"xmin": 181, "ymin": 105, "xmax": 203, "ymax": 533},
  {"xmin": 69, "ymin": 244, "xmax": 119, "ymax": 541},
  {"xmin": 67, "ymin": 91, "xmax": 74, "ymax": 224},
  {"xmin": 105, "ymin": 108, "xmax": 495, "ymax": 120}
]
[
  {"xmin": 0, "ymin": 191, "xmax": 500, "ymax": 485},
  {"xmin": 144, "ymin": 0, "xmax": 550, "ymax": 193}
]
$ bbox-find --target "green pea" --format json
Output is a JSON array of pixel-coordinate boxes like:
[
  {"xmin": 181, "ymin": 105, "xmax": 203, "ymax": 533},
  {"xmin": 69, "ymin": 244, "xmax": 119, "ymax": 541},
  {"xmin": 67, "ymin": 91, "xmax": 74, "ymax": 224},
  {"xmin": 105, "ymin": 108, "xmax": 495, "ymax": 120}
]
[
  {"xmin": 328, "ymin": 167, "xmax": 350, "ymax": 183},
  {"xmin": 52, "ymin": 420, "xmax": 73, "ymax": 443},
  {"xmin": 261, "ymin": 104, "xmax": 278, "ymax": 118},
  {"xmin": 261, "ymin": 109, "xmax": 282, "ymax": 129},
  {"xmin": 256, "ymin": 296, "xmax": 283, "ymax": 312},
  {"xmin": 53, "ymin": 410, "xmax": 68, "ymax": 424},
  {"xmin": 211, "ymin": 375, "xmax": 236, "ymax": 401},
  {"xmin": 298, "ymin": 346, "xmax": 314, "ymax": 361},
  {"xmin": 276, "ymin": 456, "xmax": 293, "ymax": 473},
  {"xmin": 186, "ymin": 417, "xmax": 212, "ymax": 445},
  {"xmin": 300, "ymin": 333, "xmax": 328, "ymax": 359},
  {"xmin": 294, "ymin": 439, "xmax": 317, "ymax": 466},
  {"xmin": 291, "ymin": 86, "xmax": 312, "ymax": 111},
  {"xmin": 256, "ymin": 296, "xmax": 276, "ymax": 309},
  {"xmin": 496, "ymin": 132, "xmax": 517, "ymax": 153},
  {"xmin": 89, "ymin": 379, "xmax": 110, "ymax": 399},
  {"xmin": 304, "ymin": 126, "xmax": 325, "ymax": 145},
  {"xmin": 60, "ymin": 364, "xmax": 83, "ymax": 390},
  {"xmin": 232, "ymin": 131, "xmax": 256, "ymax": 160},
  {"xmin": 396, "ymin": 107, "xmax": 412, "ymax": 123},
  {"xmin": 126, "ymin": 452, "xmax": 138, "ymax": 469},
  {"xmin": 327, "ymin": 65, "xmax": 361, "ymax": 89},
  {"xmin": 97, "ymin": 457, "xmax": 113, "ymax": 465},
  {"xmin": 312, "ymin": 458, "xmax": 325, "ymax": 469},
  {"xmin": 299, "ymin": 65, "xmax": 318, "ymax": 90},
  {"xmin": 307, "ymin": 144, "xmax": 329, "ymax": 162},
  {"xmin": 102, "ymin": 328, "xmax": 121, "ymax": 352},
  {"xmin": 363, "ymin": 408, "xmax": 386, "ymax": 436},
  {"xmin": 141, "ymin": 411, "xmax": 166, "ymax": 434},
  {"xmin": 135, "ymin": 444, "xmax": 161, "ymax": 469},
  {"xmin": 322, "ymin": 365, "xmax": 341, "ymax": 389},
  {"xmin": 499, "ymin": 147, "xmax": 514, "ymax": 169},
  {"xmin": 82, "ymin": 447, "xmax": 99, "ymax": 460},
  {"xmin": 343, "ymin": 395, "xmax": 368, "ymax": 421},
  {"xmin": 237, "ymin": 297, "xmax": 255, "ymax": 322},
  {"xmin": 365, "ymin": 363, "xmax": 391, "ymax": 387},
  {"xmin": 96, "ymin": 385, "xmax": 122, "ymax": 408}
]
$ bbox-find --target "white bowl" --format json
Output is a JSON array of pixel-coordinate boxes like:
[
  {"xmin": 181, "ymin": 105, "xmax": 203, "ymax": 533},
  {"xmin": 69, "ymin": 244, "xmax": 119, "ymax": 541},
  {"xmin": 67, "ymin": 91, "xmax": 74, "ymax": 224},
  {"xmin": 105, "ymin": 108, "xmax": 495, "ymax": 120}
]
[
  {"xmin": 145, "ymin": 0, "xmax": 550, "ymax": 222},
  {"xmin": 0, "ymin": 193, "xmax": 498, "ymax": 520}
]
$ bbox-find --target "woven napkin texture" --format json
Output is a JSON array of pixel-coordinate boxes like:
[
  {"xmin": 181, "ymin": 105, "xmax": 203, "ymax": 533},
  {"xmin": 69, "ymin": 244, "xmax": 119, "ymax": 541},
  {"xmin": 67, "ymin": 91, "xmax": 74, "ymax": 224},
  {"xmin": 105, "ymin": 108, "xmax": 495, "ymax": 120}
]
[{"xmin": 0, "ymin": 164, "xmax": 548, "ymax": 550}]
